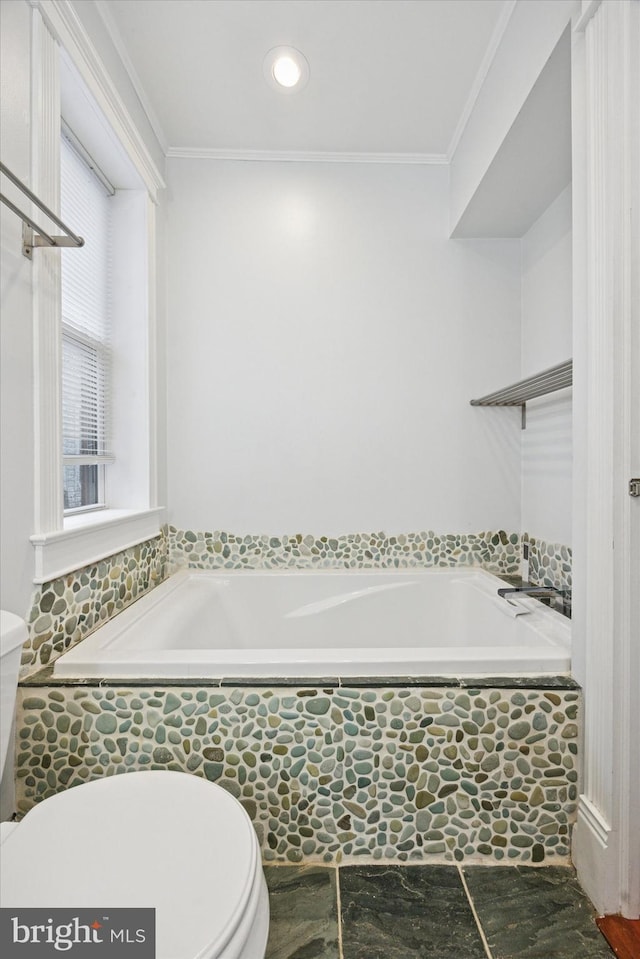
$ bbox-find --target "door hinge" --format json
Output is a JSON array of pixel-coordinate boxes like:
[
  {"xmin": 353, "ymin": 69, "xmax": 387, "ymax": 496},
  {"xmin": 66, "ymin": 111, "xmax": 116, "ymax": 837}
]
[{"xmin": 629, "ymin": 478, "xmax": 640, "ymax": 497}]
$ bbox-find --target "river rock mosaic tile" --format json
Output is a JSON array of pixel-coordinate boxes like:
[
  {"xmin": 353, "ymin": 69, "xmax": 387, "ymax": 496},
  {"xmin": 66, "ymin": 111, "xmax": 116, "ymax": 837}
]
[
  {"xmin": 20, "ymin": 536, "xmax": 167, "ymax": 679},
  {"xmin": 526, "ymin": 535, "xmax": 573, "ymax": 603},
  {"xmin": 166, "ymin": 528, "xmax": 522, "ymax": 575},
  {"xmin": 14, "ymin": 685, "xmax": 580, "ymax": 865}
]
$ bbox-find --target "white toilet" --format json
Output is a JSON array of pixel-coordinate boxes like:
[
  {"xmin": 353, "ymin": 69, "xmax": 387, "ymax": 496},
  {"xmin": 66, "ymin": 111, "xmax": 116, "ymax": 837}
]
[{"xmin": 0, "ymin": 611, "xmax": 270, "ymax": 959}]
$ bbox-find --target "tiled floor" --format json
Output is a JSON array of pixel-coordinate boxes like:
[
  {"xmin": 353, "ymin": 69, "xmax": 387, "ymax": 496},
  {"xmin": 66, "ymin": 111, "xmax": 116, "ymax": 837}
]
[{"xmin": 264, "ymin": 864, "xmax": 616, "ymax": 959}]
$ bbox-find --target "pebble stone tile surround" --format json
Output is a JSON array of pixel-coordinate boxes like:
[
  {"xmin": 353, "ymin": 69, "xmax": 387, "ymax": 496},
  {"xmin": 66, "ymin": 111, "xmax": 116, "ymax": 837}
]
[
  {"xmin": 15, "ymin": 683, "xmax": 580, "ymax": 865},
  {"xmin": 526, "ymin": 534, "xmax": 573, "ymax": 596},
  {"xmin": 165, "ymin": 527, "xmax": 522, "ymax": 574},
  {"xmin": 16, "ymin": 526, "xmax": 577, "ymax": 866},
  {"xmin": 20, "ymin": 527, "xmax": 572, "ymax": 680},
  {"xmin": 20, "ymin": 535, "xmax": 167, "ymax": 678}
]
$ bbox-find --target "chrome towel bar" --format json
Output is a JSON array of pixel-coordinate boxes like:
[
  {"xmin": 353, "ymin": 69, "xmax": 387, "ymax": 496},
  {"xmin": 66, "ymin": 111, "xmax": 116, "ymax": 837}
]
[{"xmin": 0, "ymin": 161, "xmax": 84, "ymax": 259}]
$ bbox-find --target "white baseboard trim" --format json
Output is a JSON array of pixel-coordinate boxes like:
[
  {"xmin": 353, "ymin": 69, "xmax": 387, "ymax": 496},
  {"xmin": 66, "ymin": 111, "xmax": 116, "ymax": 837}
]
[{"xmin": 572, "ymin": 796, "xmax": 619, "ymax": 914}]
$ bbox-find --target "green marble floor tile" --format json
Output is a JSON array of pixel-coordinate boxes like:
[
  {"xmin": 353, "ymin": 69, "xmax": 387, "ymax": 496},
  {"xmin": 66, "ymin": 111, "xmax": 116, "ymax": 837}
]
[
  {"xmin": 264, "ymin": 865, "xmax": 340, "ymax": 959},
  {"xmin": 463, "ymin": 866, "xmax": 615, "ymax": 958},
  {"xmin": 339, "ymin": 865, "xmax": 487, "ymax": 959}
]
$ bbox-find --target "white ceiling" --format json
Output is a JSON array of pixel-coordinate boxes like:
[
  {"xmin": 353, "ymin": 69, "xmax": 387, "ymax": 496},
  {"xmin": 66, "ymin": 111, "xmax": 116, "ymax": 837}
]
[{"xmin": 97, "ymin": 0, "xmax": 509, "ymax": 158}]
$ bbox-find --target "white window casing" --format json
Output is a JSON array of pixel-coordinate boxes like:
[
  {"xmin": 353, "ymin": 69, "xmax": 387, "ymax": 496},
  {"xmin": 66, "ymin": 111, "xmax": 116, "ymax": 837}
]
[{"xmin": 30, "ymin": 4, "xmax": 165, "ymax": 582}]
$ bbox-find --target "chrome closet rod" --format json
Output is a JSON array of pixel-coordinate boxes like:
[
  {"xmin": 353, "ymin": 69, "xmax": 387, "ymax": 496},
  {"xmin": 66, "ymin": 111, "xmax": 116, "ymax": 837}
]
[
  {"xmin": 0, "ymin": 161, "xmax": 84, "ymax": 251},
  {"xmin": 0, "ymin": 191, "xmax": 56, "ymax": 246}
]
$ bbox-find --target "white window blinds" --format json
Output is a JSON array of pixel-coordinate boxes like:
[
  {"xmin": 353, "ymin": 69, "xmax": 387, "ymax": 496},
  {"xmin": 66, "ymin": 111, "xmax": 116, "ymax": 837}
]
[{"xmin": 60, "ymin": 135, "xmax": 113, "ymax": 509}]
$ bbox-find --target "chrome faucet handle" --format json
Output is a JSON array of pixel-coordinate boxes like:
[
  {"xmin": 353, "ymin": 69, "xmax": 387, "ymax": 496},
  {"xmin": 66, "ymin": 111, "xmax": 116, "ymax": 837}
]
[{"xmin": 497, "ymin": 585, "xmax": 569, "ymax": 615}]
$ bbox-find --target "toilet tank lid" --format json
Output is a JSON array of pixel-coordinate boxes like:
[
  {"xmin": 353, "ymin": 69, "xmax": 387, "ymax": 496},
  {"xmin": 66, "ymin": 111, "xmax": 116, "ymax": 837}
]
[{"xmin": 0, "ymin": 611, "xmax": 27, "ymax": 657}]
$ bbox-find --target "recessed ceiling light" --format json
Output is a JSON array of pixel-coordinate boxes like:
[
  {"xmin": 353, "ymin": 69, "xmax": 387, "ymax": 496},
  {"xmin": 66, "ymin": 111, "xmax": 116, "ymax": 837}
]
[
  {"xmin": 263, "ymin": 46, "xmax": 310, "ymax": 93},
  {"xmin": 273, "ymin": 56, "xmax": 301, "ymax": 88}
]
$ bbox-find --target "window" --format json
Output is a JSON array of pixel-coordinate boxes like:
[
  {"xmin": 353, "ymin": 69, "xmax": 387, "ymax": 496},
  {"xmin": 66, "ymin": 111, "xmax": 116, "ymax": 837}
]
[
  {"xmin": 29, "ymin": 24, "xmax": 165, "ymax": 584},
  {"xmin": 60, "ymin": 133, "xmax": 114, "ymax": 512}
]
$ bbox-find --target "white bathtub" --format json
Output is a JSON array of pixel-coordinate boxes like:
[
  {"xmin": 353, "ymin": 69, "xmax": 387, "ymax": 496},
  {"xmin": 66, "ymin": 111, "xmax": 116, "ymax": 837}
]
[{"xmin": 52, "ymin": 568, "xmax": 571, "ymax": 680}]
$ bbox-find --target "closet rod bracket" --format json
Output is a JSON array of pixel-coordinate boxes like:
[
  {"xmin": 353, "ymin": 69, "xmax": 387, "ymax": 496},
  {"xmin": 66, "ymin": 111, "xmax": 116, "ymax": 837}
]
[
  {"xmin": 21, "ymin": 222, "xmax": 84, "ymax": 260},
  {"xmin": 1, "ymin": 162, "xmax": 84, "ymax": 260}
]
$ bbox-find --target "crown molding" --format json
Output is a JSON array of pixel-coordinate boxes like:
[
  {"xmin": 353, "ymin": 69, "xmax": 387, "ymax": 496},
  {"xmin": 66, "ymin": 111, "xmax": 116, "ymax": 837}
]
[
  {"xmin": 166, "ymin": 147, "xmax": 448, "ymax": 165},
  {"xmin": 93, "ymin": 0, "xmax": 169, "ymax": 154},
  {"xmin": 446, "ymin": 0, "xmax": 517, "ymax": 162},
  {"xmin": 33, "ymin": 0, "xmax": 165, "ymax": 197}
]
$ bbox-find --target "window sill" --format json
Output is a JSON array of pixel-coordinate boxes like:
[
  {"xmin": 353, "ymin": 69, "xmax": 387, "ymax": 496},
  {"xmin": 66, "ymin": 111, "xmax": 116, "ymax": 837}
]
[{"xmin": 30, "ymin": 507, "xmax": 166, "ymax": 584}]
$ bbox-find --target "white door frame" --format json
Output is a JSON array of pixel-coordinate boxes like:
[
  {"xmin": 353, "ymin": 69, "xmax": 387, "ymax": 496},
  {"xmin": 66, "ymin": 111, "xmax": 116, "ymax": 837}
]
[{"xmin": 571, "ymin": 0, "xmax": 640, "ymax": 918}]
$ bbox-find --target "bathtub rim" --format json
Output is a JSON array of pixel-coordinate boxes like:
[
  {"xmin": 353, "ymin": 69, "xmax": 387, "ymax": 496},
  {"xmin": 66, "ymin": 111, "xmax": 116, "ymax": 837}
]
[{"xmin": 51, "ymin": 566, "xmax": 572, "ymax": 681}]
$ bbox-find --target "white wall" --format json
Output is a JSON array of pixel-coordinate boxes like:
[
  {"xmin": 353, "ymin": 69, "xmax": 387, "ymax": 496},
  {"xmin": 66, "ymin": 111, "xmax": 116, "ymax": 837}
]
[
  {"xmin": 521, "ymin": 186, "xmax": 573, "ymax": 545},
  {"xmin": 0, "ymin": 0, "xmax": 36, "ymax": 617},
  {"xmin": 0, "ymin": 0, "xmax": 35, "ymax": 822},
  {"xmin": 166, "ymin": 159, "xmax": 522, "ymax": 535}
]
